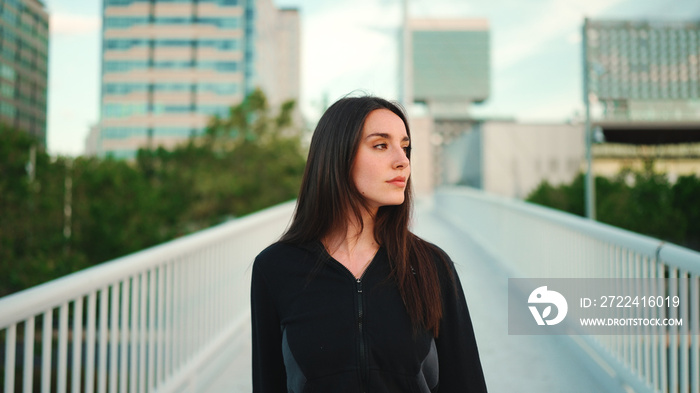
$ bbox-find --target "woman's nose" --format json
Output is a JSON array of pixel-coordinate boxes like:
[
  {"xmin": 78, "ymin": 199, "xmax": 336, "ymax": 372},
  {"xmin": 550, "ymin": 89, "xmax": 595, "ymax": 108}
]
[{"xmin": 393, "ymin": 148, "xmax": 410, "ymax": 169}]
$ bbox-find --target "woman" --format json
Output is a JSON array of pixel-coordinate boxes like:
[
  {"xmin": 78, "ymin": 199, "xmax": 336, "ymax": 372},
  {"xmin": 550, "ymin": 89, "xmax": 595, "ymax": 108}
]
[{"xmin": 251, "ymin": 96, "xmax": 487, "ymax": 392}]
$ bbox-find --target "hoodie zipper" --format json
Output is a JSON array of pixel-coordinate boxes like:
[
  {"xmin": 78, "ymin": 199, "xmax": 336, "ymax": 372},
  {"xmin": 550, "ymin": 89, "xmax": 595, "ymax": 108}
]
[
  {"xmin": 356, "ymin": 277, "xmax": 367, "ymax": 392},
  {"xmin": 334, "ymin": 262, "xmax": 371, "ymax": 392},
  {"xmin": 322, "ymin": 242, "xmax": 376, "ymax": 393}
]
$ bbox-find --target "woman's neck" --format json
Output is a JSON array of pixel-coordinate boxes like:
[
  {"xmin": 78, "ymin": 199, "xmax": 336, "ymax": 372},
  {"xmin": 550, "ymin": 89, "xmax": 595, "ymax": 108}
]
[{"xmin": 323, "ymin": 208, "xmax": 380, "ymax": 278}]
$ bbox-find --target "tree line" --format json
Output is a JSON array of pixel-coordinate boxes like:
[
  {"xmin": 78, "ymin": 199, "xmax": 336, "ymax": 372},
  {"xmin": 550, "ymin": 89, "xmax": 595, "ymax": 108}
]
[
  {"xmin": 0, "ymin": 89, "xmax": 307, "ymax": 296},
  {"xmin": 526, "ymin": 160, "xmax": 700, "ymax": 252}
]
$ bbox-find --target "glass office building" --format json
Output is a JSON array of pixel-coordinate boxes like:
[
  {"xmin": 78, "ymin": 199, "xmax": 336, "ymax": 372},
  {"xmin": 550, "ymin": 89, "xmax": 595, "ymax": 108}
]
[
  {"xmin": 583, "ymin": 19, "xmax": 700, "ymax": 143},
  {"xmin": 409, "ymin": 18, "xmax": 490, "ymax": 112},
  {"xmin": 0, "ymin": 0, "xmax": 49, "ymax": 144},
  {"xmin": 584, "ymin": 19, "xmax": 700, "ymax": 122},
  {"xmin": 98, "ymin": 0, "xmax": 299, "ymax": 158}
]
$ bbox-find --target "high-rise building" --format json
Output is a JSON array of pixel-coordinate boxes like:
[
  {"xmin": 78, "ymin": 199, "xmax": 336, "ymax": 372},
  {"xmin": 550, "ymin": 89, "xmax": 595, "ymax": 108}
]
[
  {"xmin": 98, "ymin": 0, "xmax": 299, "ymax": 159},
  {"xmin": 84, "ymin": 123, "xmax": 100, "ymax": 156},
  {"xmin": 0, "ymin": 0, "xmax": 49, "ymax": 144},
  {"xmin": 401, "ymin": 17, "xmax": 491, "ymax": 194},
  {"xmin": 255, "ymin": 6, "xmax": 299, "ymax": 110},
  {"xmin": 406, "ymin": 18, "xmax": 490, "ymax": 117},
  {"xmin": 583, "ymin": 19, "xmax": 700, "ymax": 143}
]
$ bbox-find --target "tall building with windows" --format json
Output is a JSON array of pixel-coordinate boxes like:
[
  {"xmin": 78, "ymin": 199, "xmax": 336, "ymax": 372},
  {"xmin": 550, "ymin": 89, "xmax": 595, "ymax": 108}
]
[
  {"xmin": 0, "ymin": 0, "xmax": 49, "ymax": 144},
  {"xmin": 99, "ymin": 0, "xmax": 299, "ymax": 159},
  {"xmin": 583, "ymin": 19, "xmax": 700, "ymax": 144},
  {"xmin": 406, "ymin": 18, "xmax": 490, "ymax": 117},
  {"xmin": 254, "ymin": 5, "xmax": 299, "ymax": 109},
  {"xmin": 401, "ymin": 18, "xmax": 491, "ymax": 194}
]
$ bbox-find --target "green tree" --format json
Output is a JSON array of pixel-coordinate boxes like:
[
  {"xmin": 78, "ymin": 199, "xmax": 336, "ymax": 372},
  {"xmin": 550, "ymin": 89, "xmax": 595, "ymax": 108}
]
[
  {"xmin": 70, "ymin": 156, "xmax": 165, "ymax": 265},
  {"xmin": 0, "ymin": 89, "xmax": 306, "ymax": 296},
  {"xmin": 0, "ymin": 125, "xmax": 87, "ymax": 296},
  {"xmin": 526, "ymin": 173, "xmax": 584, "ymax": 217},
  {"xmin": 671, "ymin": 174, "xmax": 700, "ymax": 249},
  {"xmin": 526, "ymin": 160, "xmax": 698, "ymax": 251},
  {"xmin": 167, "ymin": 87, "xmax": 306, "ymax": 227},
  {"xmin": 624, "ymin": 162, "xmax": 686, "ymax": 244}
]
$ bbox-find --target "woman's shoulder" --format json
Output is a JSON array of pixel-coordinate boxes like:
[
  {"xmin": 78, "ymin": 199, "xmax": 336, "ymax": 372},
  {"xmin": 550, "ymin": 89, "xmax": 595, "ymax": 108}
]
[
  {"xmin": 411, "ymin": 235, "xmax": 452, "ymax": 265},
  {"xmin": 412, "ymin": 236, "xmax": 458, "ymax": 282},
  {"xmin": 427, "ymin": 241, "xmax": 451, "ymax": 262},
  {"xmin": 254, "ymin": 240, "xmax": 321, "ymax": 271}
]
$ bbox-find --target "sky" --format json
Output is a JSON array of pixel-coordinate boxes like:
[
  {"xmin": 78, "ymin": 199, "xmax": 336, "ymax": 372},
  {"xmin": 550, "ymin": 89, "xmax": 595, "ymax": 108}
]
[{"xmin": 43, "ymin": 0, "xmax": 700, "ymax": 156}]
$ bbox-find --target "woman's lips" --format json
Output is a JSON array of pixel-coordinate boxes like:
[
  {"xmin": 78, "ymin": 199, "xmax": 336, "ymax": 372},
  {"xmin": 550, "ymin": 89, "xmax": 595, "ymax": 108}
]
[{"xmin": 387, "ymin": 176, "xmax": 406, "ymax": 187}]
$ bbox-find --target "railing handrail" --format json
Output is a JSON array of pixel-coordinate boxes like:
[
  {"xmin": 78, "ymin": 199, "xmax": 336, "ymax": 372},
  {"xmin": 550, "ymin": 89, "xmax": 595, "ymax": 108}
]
[
  {"xmin": 0, "ymin": 201, "xmax": 295, "ymax": 328},
  {"xmin": 435, "ymin": 186, "xmax": 700, "ymax": 393},
  {"xmin": 439, "ymin": 185, "xmax": 700, "ymax": 274}
]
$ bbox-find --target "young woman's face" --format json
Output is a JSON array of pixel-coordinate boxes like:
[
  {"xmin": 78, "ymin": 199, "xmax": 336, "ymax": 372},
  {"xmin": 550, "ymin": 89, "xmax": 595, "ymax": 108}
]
[{"xmin": 351, "ymin": 108, "xmax": 411, "ymax": 210}]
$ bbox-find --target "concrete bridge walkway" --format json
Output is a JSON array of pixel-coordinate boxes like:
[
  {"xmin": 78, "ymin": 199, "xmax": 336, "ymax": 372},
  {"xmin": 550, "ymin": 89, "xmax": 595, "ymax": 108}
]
[{"xmin": 202, "ymin": 202, "xmax": 621, "ymax": 392}]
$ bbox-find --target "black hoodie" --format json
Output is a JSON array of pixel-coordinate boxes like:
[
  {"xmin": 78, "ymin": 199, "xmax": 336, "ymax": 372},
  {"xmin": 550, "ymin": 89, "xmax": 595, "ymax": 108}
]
[{"xmin": 251, "ymin": 240, "xmax": 488, "ymax": 392}]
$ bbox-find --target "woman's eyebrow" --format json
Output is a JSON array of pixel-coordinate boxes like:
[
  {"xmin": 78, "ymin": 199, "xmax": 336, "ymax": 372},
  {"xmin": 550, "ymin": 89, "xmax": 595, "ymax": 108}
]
[{"xmin": 365, "ymin": 133, "xmax": 410, "ymax": 142}]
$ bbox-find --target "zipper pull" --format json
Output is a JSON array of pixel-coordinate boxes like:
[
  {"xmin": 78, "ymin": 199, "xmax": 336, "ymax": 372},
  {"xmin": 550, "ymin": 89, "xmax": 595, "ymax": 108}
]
[{"xmin": 357, "ymin": 278, "xmax": 362, "ymax": 293}]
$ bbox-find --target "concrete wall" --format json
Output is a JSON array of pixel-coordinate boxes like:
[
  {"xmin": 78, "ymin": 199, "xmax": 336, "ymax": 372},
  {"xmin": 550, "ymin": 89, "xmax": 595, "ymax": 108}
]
[
  {"xmin": 481, "ymin": 121, "xmax": 584, "ymax": 199},
  {"xmin": 439, "ymin": 121, "xmax": 584, "ymax": 199}
]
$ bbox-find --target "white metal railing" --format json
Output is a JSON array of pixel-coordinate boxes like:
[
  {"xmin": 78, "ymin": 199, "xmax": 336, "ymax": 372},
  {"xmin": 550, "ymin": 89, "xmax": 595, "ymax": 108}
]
[
  {"xmin": 435, "ymin": 186, "xmax": 700, "ymax": 393},
  {"xmin": 1, "ymin": 201, "xmax": 295, "ymax": 393}
]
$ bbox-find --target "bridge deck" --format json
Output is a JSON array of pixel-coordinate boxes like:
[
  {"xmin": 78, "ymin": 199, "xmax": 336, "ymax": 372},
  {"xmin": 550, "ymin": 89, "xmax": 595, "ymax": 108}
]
[{"xmin": 202, "ymin": 203, "xmax": 622, "ymax": 392}]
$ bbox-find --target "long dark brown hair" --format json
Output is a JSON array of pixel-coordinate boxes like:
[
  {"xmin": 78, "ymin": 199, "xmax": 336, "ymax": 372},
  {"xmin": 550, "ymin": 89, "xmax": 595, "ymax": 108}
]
[{"xmin": 280, "ymin": 95, "xmax": 452, "ymax": 337}]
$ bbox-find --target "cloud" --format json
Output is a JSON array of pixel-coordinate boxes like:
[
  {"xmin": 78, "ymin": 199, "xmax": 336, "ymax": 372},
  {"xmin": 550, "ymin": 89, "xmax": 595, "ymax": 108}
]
[
  {"xmin": 493, "ymin": 0, "xmax": 628, "ymax": 70},
  {"xmin": 567, "ymin": 32, "xmax": 582, "ymax": 44},
  {"xmin": 50, "ymin": 13, "xmax": 101, "ymax": 35},
  {"xmin": 409, "ymin": 0, "xmax": 476, "ymax": 18},
  {"xmin": 300, "ymin": 0, "xmax": 401, "ymax": 113}
]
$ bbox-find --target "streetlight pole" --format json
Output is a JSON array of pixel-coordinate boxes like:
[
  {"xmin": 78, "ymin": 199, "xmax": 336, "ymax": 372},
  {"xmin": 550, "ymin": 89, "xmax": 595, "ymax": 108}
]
[
  {"xmin": 399, "ymin": 0, "xmax": 411, "ymax": 106},
  {"xmin": 582, "ymin": 18, "xmax": 596, "ymax": 220}
]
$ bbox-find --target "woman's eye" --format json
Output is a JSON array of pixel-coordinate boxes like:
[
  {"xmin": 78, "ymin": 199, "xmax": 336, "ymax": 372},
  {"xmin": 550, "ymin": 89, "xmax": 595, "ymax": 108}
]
[
  {"xmin": 374, "ymin": 143, "xmax": 388, "ymax": 150},
  {"xmin": 403, "ymin": 145, "xmax": 411, "ymax": 153}
]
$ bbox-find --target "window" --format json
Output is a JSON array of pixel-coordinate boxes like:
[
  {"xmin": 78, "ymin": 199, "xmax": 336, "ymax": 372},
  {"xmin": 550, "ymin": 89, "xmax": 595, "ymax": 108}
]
[
  {"xmin": 104, "ymin": 39, "xmax": 149, "ymax": 50},
  {"xmin": 0, "ymin": 64, "xmax": 16, "ymax": 81},
  {"xmin": 103, "ymin": 103, "xmax": 148, "ymax": 119},
  {"xmin": 104, "ymin": 61, "xmax": 149, "ymax": 73},
  {"xmin": 199, "ymin": 0, "xmax": 239, "ymax": 5},
  {"xmin": 153, "ymin": 103, "xmax": 192, "ymax": 114},
  {"xmin": 4, "ymin": 0, "xmax": 22, "ymax": 10},
  {"xmin": 199, "ymin": 39, "xmax": 239, "ymax": 51},
  {"xmin": 153, "ymin": 83, "xmax": 190, "ymax": 92},
  {"xmin": 198, "ymin": 83, "xmax": 238, "ymax": 95},
  {"xmin": 2, "ymin": 9, "xmax": 18, "ymax": 26},
  {"xmin": 152, "ymin": 127, "xmax": 192, "ymax": 136},
  {"xmin": 104, "ymin": 83, "xmax": 149, "ymax": 95},
  {"xmin": 105, "ymin": 0, "xmax": 149, "ymax": 6},
  {"xmin": 198, "ymin": 105, "xmax": 230, "ymax": 117},
  {"xmin": 154, "ymin": 17, "xmax": 192, "ymax": 25},
  {"xmin": 0, "ymin": 101, "xmax": 17, "ymax": 118},
  {"xmin": 198, "ymin": 17, "xmax": 240, "ymax": 29},
  {"xmin": 154, "ymin": 39, "xmax": 193, "ymax": 48},
  {"xmin": 1, "ymin": 82, "xmax": 14, "ymax": 98},
  {"xmin": 197, "ymin": 61, "xmax": 238, "ymax": 71},
  {"xmin": 102, "ymin": 127, "xmax": 147, "ymax": 139},
  {"xmin": 153, "ymin": 60, "xmax": 193, "ymax": 69},
  {"xmin": 104, "ymin": 150, "xmax": 138, "ymax": 160},
  {"xmin": 105, "ymin": 60, "xmax": 224, "ymax": 73},
  {"xmin": 104, "ymin": 17, "xmax": 149, "ymax": 29},
  {"xmin": 1, "ymin": 46, "xmax": 14, "ymax": 59},
  {"xmin": 3, "ymin": 29, "xmax": 17, "ymax": 46}
]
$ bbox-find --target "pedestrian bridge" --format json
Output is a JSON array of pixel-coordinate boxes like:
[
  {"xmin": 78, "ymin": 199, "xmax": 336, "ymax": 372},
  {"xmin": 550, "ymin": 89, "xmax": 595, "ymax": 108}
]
[{"xmin": 1, "ymin": 187, "xmax": 699, "ymax": 393}]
